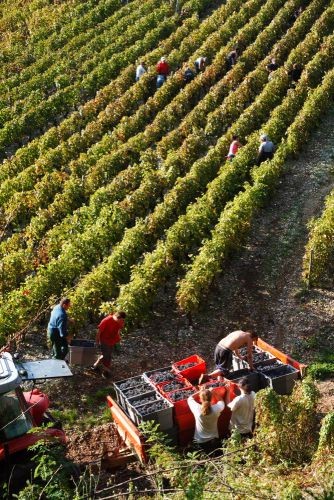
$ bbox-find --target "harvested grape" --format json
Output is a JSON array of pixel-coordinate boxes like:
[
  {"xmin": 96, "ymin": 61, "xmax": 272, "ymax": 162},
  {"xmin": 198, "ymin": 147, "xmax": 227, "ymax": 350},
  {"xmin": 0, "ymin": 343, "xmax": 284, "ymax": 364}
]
[
  {"xmin": 117, "ymin": 376, "xmax": 145, "ymax": 391},
  {"xmin": 131, "ymin": 394, "xmax": 159, "ymax": 407},
  {"xmin": 123, "ymin": 382, "xmax": 152, "ymax": 398},
  {"xmin": 177, "ymin": 362, "xmax": 197, "ymax": 371},
  {"xmin": 136, "ymin": 400, "xmax": 170, "ymax": 415},
  {"xmin": 148, "ymin": 370, "xmax": 177, "ymax": 384},
  {"xmin": 168, "ymin": 388, "xmax": 196, "ymax": 402},
  {"xmin": 258, "ymin": 364, "xmax": 297, "ymax": 378},
  {"xmin": 161, "ymin": 380, "xmax": 185, "ymax": 392}
]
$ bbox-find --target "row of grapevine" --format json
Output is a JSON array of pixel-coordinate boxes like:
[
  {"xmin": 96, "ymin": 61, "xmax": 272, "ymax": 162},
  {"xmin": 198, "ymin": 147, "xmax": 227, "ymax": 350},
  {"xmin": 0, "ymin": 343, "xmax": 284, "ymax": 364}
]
[
  {"xmin": 0, "ymin": 0, "xmax": 267, "ymax": 233},
  {"xmin": 156, "ymin": 0, "xmax": 328, "ymax": 157},
  {"xmin": 0, "ymin": 12, "xmax": 199, "ymax": 185},
  {"xmin": 0, "ymin": 0, "xmax": 294, "ymax": 336},
  {"xmin": 0, "ymin": 0, "xmax": 169, "ymax": 127},
  {"xmin": 0, "ymin": 0, "xmax": 238, "ymax": 209},
  {"xmin": 1, "ymin": 0, "xmax": 333, "ymax": 341},
  {"xmin": 302, "ymin": 191, "xmax": 334, "ymax": 287},
  {"xmin": 0, "ymin": 0, "xmax": 209, "ymax": 179},
  {"xmin": 0, "ymin": 0, "xmax": 273, "ymax": 292},
  {"xmin": 1, "ymin": 0, "xmax": 118, "ymax": 79},
  {"xmin": 0, "ymin": 5, "xmax": 177, "ymax": 153},
  {"xmin": 110, "ymin": 21, "xmax": 334, "ymax": 325},
  {"xmin": 53, "ymin": 0, "xmax": 334, "ymax": 325},
  {"xmin": 176, "ymin": 67, "xmax": 334, "ymax": 312}
]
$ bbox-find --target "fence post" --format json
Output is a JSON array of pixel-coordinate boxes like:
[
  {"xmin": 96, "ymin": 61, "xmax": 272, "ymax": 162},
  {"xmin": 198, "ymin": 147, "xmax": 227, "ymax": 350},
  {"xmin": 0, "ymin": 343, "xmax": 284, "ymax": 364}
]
[{"xmin": 307, "ymin": 248, "xmax": 314, "ymax": 289}]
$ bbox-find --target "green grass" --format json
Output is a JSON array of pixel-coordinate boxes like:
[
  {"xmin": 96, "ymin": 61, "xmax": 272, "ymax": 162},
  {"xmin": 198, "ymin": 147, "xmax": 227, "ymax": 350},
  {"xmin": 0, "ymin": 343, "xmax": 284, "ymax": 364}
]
[
  {"xmin": 308, "ymin": 349, "xmax": 334, "ymax": 380},
  {"xmin": 52, "ymin": 404, "xmax": 112, "ymax": 431}
]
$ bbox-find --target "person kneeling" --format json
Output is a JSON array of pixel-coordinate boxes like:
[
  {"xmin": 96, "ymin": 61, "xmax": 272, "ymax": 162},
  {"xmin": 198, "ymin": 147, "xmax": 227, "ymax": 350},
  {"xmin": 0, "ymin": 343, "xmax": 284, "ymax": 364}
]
[
  {"xmin": 188, "ymin": 388, "xmax": 225, "ymax": 454},
  {"xmin": 228, "ymin": 377, "xmax": 255, "ymax": 439}
]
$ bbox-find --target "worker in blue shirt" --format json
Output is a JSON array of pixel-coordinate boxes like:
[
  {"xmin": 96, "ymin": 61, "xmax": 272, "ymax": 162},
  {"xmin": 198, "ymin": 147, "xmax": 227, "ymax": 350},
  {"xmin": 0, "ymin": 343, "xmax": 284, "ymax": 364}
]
[{"xmin": 47, "ymin": 298, "xmax": 72, "ymax": 360}]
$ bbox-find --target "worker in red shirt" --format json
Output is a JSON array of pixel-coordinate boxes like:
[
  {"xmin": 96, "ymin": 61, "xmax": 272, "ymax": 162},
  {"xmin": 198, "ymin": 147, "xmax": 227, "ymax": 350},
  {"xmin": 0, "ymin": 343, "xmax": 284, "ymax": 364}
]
[
  {"xmin": 92, "ymin": 311, "xmax": 126, "ymax": 378},
  {"xmin": 156, "ymin": 56, "xmax": 170, "ymax": 76}
]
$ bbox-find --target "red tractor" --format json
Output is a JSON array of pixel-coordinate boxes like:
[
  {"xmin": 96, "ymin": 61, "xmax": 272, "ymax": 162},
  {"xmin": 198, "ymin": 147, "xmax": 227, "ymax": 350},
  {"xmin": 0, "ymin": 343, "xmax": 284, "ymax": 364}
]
[{"xmin": 0, "ymin": 351, "xmax": 73, "ymax": 490}]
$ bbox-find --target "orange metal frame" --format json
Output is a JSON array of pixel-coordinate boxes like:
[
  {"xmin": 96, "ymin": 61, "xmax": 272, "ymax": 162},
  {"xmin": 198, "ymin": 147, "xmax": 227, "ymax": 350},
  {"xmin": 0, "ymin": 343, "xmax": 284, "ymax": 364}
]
[
  {"xmin": 256, "ymin": 337, "xmax": 307, "ymax": 376},
  {"xmin": 107, "ymin": 396, "xmax": 148, "ymax": 464}
]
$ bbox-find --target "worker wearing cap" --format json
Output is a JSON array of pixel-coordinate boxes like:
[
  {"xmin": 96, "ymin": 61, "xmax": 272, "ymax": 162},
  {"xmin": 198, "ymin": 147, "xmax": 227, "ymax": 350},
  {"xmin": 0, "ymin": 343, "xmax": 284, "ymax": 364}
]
[
  {"xmin": 93, "ymin": 311, "xmax": 126, "ymax": 378},
  {"xmin": 256, "ymin": 134, "xmax": 275, "ymax": 165},
  {"xmin": 47, "ymin": 297, "xmax": 72, "ymax": 360},
  {"xmin": 135, "ymin": 61, "xmax": 147, "ymax": 82},
  {"xmin": 156, "ymin": 56, "xmax": 170, "ymax": 76}
]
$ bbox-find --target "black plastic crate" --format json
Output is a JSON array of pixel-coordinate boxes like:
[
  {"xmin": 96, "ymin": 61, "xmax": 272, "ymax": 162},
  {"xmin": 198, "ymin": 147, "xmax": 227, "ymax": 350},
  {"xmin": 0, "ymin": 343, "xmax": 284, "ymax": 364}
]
[
  {"xmin": 260, "ymin": 364, "xmax": 299, "ymax": 395},
  {"xmin": 226, "ymin": 368, "xmax": 260, "ymax": 392}
]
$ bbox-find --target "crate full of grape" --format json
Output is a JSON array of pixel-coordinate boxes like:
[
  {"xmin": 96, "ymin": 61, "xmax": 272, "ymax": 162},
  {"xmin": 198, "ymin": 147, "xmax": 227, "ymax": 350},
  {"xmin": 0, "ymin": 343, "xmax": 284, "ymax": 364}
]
[
  {"xmin": 127, "ymin": 391, "xmax": 163, "ymax": 424},
  {"xmin": 256, "ymin": 362, "xmax": 299, "ymax": 395},
  {"xmin": 113, "ymin": 375, "xmax": 152, "ymax": 410},
  {"xmin": 172, "ymin": 355, "xmax": 206, "ymax": 383},
  {"xmin": 156, "ymin": 376, "xmax": 193, "ymax": 398},
  {"xmin": 166, "ymin": 387, "xmax": 197, "ymax": 416},
  {"xmin": 143, "ymin": 366, "xmax": 178, "ymax": 387},
  {"xmin": 232, "ymin": 346, "xmax": 276, "ymax": 371},
  {"xmin": 133, "ymin": 396, "xmax": 174, "ymax": 430}
]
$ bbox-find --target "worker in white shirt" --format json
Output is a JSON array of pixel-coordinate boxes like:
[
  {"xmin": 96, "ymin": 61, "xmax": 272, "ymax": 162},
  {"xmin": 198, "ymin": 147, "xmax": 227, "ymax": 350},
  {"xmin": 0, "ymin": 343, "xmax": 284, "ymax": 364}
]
[
  {"xmin": 135, "ymin": 61, "xmax": 147, "ymax": 81},
  {"xmin": 194, "ymin": 56, "xmax": 207, "ymax": 73},
  {"xmin": 188, "ymin": 388, "xmax": 226, "ymax": 453},
  {"xmin": 228, "ymin": 377, "xmax": 255, "ymax": 438},
  {"xmin": 257, "ymin": 134, "xmax": 275, "ymax": 165}
]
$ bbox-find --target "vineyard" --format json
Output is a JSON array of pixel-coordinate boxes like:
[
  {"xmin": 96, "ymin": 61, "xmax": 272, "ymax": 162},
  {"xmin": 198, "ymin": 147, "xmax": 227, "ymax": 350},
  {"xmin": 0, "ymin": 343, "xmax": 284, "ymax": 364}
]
[{"xmin": 1, "ymin": 0, "xmax": 334, "ymax": 345}]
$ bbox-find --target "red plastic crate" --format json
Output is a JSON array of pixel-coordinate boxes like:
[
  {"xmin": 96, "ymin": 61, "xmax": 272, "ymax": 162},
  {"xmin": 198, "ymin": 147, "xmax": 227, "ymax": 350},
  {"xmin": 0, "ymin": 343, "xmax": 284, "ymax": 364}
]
[
  {"xmin": 227, "ymin": 380, "xmax": 241, "ymax": 401},
  {"xmin": 172, "ymin": 354, "xmax": 206, "ymax": 383},
  {"xmin": 174, "ymin": 411, "xmax": 195, "ymax": 431},
  {"xmin": 156, "ymin": 376, "xmax": 192, "ymax": 398},
  {"xmin": 200, "ymin": 381, "xmax": 227, "ymax": 405},
  {"xmin": 166, "ymin": 387, "xmax": 196, "ymax": 416}
]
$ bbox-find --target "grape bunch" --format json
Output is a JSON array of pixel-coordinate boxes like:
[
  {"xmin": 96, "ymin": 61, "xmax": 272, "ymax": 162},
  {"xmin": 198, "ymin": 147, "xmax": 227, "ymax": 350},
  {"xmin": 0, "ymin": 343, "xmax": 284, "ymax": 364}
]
[
  {"xmin": 256, "ymin": 360, "xmax": 283, "ymax": 372},
  {"xmin": 177, "ymin": 362, "xmax": 197, "ymax": 371},
  {"xmin": 239, "ymin": 347, "xmax": 249, "ymax": 357},
  {"xmin": 253, "ymin": 351, "xmax": 273, "ymax": 363},
  {"xmin": 131, "ymin": 394, "xmax": 159, "ymax": 408},
  {"xmin": 258, "ymin": 364, "xmax": 295, "ymax": 378},
  {"xmin": 148, "ymin": 370, "xmax": 177, "ymax": 384},
  {"xmin": 239, "ymin": 346, "xmax": 273, "ymax": 363},
  {"xmin": 162, "ymin": 380, "xmax": 185, "ymax": 392},
  {"xmin": 137, "ymin": 400, "xmax": 170, "ymax": 416},
  {"xmin": 205, "ymin": 381, "xmax": 225, "ymax": 389},
  {"xmin": 168, "ymin": 388, "xmax": 196, "ymax": 402},
  {"xmin": 123, "ymin": 382, "xmax": 152, "ymax": 398},
  {"xmin": 118, "ymin": 376, "xmax": 145, "ymax": 391}
]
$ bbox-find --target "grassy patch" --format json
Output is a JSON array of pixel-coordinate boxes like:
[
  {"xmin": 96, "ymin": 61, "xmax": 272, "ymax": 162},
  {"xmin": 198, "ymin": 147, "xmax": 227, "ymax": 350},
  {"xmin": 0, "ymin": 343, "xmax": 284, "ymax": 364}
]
[
  {"xmin": 85, "ymin": 386, "xmax": 115, "ymax": 407},
  {"xmin": 52, "ymin": 408, "xmax": 79, "ymax": 427},
  {"xmin": 52, "ymin": 404, "xmax": 112, "ymax": 431},
  {"xmin": 308, "ymin": 349, "xmax": 334, "ymax": 380}
]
